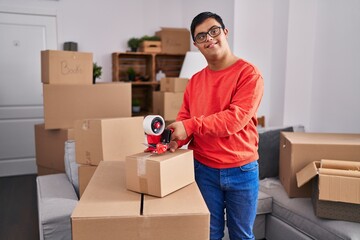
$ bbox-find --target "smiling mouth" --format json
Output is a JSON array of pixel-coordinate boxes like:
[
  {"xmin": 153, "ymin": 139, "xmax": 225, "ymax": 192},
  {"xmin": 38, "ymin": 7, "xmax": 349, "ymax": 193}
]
[{"xmin": 206, "ymin": 42, "xmax": 218, "ymax": 48}]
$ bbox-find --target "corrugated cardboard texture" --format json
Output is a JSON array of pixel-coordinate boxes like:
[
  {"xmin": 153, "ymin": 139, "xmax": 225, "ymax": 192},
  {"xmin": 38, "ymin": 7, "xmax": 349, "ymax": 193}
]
[
  {"xmin": 312, "ymin": 178, "xmax": 360, "ymax": 223},
  {"xmin": 74, "ymin": 117, "xmax": 146, "ymax": 165},
  {"xmin": 152, "ymin": 91, "xmax": 183, "ymax": 121},
  {"xmin": 41, "ymin": 50, "xmax": 93, "ymax": 85},
  {"xmin": 125, "ymin": 149, "xmax": 195, "ymax": 197},
  {"xmin": 78, "ymin": 165, "xmax": 97, "ymax": 198},
  {"xmin": 71, "ymin": 161, "xmax": 209, "ymax": 240},
  {"xmin": 160, "ymin": 78, "xmax": 188, "ymax": 92},
  {"xmin": 43, "ymin": 83, "xmax": 131, "ymax": 129},
  {"xmin": 156, "ymin": 28, "xmax": 190, "ymax": 54},
  {"xmin": 279, "ymin": 132, "xmax": 360, "ymax": 198},
  {"xmin": 298, "ymin": 159, "xmax": 360, "ymax": 204},
  {"xmin": 35, "ymin": 123, "xmax": 73, "ymax": 173}
]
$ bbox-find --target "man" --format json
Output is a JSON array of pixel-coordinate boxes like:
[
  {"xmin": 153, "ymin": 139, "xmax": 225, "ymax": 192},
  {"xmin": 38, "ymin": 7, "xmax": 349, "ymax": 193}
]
[{"xmin": 167, "ymin": 12, "xmax": 264, "ymax": 240}]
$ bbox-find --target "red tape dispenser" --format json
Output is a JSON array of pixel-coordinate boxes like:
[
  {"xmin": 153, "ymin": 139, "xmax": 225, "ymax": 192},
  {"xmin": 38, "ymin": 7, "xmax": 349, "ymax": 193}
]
[{"xmin": 143, "ymin": 115, "xmax": 172, "ymax": 154}]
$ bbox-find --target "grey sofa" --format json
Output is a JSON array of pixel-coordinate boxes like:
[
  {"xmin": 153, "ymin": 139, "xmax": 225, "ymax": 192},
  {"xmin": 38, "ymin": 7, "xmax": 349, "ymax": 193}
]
[{"xmin": 36, "ymin": 126, "xmax": 360, "ymax": 240}]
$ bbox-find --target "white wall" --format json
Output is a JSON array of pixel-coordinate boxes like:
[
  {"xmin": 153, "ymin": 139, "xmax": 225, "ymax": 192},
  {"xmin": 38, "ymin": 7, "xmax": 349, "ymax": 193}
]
[
  {"xmin": 0, "ymin": 0, "xmax": 234, "ymax": 82},
  {"xmin": 234, "ymin": 0, "xmax": 360, "ymax": 133}
]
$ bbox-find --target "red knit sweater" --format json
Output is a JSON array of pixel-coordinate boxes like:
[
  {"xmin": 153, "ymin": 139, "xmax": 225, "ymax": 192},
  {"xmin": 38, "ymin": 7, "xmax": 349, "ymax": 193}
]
[{"xmin": 176, "ymin": 59, "xmax": 264, "ymax": 169}]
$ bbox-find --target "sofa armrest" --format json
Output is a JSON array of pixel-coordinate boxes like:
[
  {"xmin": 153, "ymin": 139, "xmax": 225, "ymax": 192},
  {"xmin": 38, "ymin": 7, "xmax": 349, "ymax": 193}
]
[{"xmin": 37, "ymin": 173, "xmax": 78, "ymax": 240}]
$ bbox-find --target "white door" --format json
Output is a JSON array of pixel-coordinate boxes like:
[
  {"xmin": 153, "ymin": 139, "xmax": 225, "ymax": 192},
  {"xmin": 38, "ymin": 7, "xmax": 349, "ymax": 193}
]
[{"xmin": 0, "ymin": 11, "xmax": 57, "ymax": 176}]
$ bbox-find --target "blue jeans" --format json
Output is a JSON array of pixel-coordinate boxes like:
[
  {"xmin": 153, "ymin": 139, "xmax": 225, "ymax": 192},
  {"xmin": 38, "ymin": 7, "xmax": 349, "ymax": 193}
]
[{"xmin": 194, "ymin": 160, "xmax": 259, "ymax": 240}]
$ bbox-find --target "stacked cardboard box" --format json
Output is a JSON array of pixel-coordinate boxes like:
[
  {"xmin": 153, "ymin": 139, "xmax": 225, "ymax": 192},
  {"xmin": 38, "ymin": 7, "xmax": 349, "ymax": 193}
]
[
  {"xmin": 36, "ymin": 50, "xmax": 139, "ymax": 196},
  {"xmin": 278, "ymin": 132, "xmax": 360, "ymax": 222},
  {"xmin": 155, "ymin": 28, "xmax": 191, "ymax": 54},
  {"xmin": 71, "ymin": 160, "xmax": 210, "ymax": 240},
  {"xmin": 153, "ymin": 78, "xmax": 188, "ymax": 121}
]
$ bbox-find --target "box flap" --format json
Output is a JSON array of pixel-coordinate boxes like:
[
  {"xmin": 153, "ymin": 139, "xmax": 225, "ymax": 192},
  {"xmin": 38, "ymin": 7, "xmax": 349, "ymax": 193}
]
[{"xmin": 296, "ymin": 161, "xmax": 320, "ymax": 187}]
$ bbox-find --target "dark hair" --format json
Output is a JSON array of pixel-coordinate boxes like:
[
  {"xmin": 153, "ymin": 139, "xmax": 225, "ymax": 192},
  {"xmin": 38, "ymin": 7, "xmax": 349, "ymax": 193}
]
[{"xmin": 190, "ymin": 12, "xmax": 225, "ymax": 42}]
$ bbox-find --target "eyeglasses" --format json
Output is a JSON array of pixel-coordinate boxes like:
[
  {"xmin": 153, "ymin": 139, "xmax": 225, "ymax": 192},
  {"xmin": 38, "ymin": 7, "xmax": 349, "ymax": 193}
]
[{"xmin": 194, "ymin": 26, "xmax": 223, "ymax": 44}]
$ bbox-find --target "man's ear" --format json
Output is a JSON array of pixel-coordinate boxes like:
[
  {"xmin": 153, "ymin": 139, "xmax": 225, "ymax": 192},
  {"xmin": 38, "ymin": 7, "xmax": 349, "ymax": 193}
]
[
  {"xmin": 223, "ymin": 28, "xmax": 229, "ymax": 37},
  {"xmin": 193, "ymin": 42, "xmax": 198, "ymax": 48}
]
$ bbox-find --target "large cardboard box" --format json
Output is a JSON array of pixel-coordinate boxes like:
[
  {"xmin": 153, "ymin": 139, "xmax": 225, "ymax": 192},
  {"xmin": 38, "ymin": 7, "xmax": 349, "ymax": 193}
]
[
  {"xmin": 43, "ymin": 82, "xmax": 131, "ymax": 130},
  {"xmin": 41, "ymin": 50, "xmax": 93, "ymax": 85},
  {"xmin": 78, "ymin": 165, "xmax": 97, "ymax": 198},
  {"xmin": 71, "ymin": 161, "xmax": 210, "ymax": 240},
  {"xmin": 125, "ymin": 149, "xmax": 194, "ymax": 197},
  {"xmin": 297, "ymin": 159, "xmax": 360, "ymax": 222},
  {"xmin": 155, "ymin": 28, "xmax": 190, "ymax": 54},
  {"xmin": 279, "ymin": 132, "xmax": 360, "ymax": 198},
  {"xmin": 153, "ymin": 91, "xmax": 183, "ymax": 121},
  {"xmin": 75, "ymin": 117, "xmax": 146, "ymax": 166},
  {"xmin": 160, "ymin": 78, "xmax": 188, "ymax": 92},
  {"xmin": 35, "ymin": 123, "xmax": 74, "ymax": 174}
]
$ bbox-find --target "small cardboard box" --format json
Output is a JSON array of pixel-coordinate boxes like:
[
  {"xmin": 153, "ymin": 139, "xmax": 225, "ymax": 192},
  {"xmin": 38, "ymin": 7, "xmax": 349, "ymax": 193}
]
[
  {"xmin": 34, "ymin": 123, "xmax": 74, "ymax": 174},
  {"xmin": 78, "ymin": 165, "xmax": 97, "ymax": 198},
  {"xmin": 153, "ymin": 91, "xmax": 183, "ymax": 121},
  {"xmin": 160, "ymin": 78, "xmax": 188, "ymax": 92},
  {"xmin": 125, "ymin": 149, "xmax": 194, "ymax": 197},
  {"xmin": 139, "ymin": 40, "xmax": 162, "ymax": 53},
  {"xmin": 279, "ymin": 132, "xmax": 360, "ymax": 198},
  {"xmin": 41, "ymin": 50, "xmax": 93, "ymax": 85},
  {"xmin": 43, "ymin": 82, "xmax": 131, "ymax": 130},
  {"xmin": 75, "ymin": 117, "xmax": 146, "ymax": 166},
  {"xmin": 156, "ymin": 28, "xmax": 190, "ymax": 54},
  {"xmin": 297, "ymin": 159, "xmax": 360, "ymax": 222},
  {"xmin": 71, "ymin": 161, "xmax": 209, "ymax": 240}
]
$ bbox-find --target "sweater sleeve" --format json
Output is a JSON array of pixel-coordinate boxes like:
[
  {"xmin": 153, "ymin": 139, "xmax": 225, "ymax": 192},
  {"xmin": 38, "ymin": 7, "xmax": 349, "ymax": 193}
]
[
  {"xmin": 183, "ymin": 72, "xmax": 264, "ymax": 138},
  {"xmin": 174, "ymin": 87, "xmax": 193, "ymax": 148}
]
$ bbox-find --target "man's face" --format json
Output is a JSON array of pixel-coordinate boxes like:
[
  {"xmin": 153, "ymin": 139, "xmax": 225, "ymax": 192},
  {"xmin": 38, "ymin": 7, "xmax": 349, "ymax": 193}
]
[{"xmin": 193, "ymin": 18, "xmax": 229, "ymax": 58}]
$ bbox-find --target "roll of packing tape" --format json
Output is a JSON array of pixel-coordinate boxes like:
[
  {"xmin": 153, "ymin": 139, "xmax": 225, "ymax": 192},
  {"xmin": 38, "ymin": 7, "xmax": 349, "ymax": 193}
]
[{"xmin": 143, "ymin": 115, "xmax": 165, "ymax": 136}]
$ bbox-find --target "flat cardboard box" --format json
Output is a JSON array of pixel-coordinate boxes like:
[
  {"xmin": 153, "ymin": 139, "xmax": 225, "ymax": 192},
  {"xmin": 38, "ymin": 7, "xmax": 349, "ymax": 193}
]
[
  {"xmin": 155, "ymin": 28, "xmax": 190, "ymax": 54},
  {"xmin": 125, "ymin": 149, "xmax": 194, "ymax": 197},
  {"xmin": 71, "ymin": 161, "xmax": 209, "ymax": 240},
  {"xmin": 41, "ymin": 50, "xmax": 93, "ymax": 85},
  {"xmin": 34, "ymin": 123, "xmax": 74, "ymax": 174},
  {"xmin": 75, "ymin": 117, "xmax": 146, "ymax": 166},
  {"xmin": 160, "ymin": 78, "xmax": 188, "ymax": 92},
  {"xmin": 43, "ymin": 82, "xmax": 131, "ymax": 130},
  {"xmin": 297, "ymin": 159, "xmax": 360, "ymax": 222},
  {"xmin": 78, "ymin": 165, "xmax": 97, "ymax": 198},
  {"xmin": 153, "ymin": 91, "xmax": 183, "ymax": 121},
  {"xmin": 279, "ymin": 132, "xmax": 360, "ymax": 198}
]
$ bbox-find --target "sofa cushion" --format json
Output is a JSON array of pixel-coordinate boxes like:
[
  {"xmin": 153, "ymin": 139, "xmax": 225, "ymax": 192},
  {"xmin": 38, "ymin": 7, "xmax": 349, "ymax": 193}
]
[
  {"xmin": 258, "ymin": 126, "xmax": 293, "ymax": 179},
  {"xmin": 64, "ymin": 140, "xmax": 79, "ymax": 197},
  {"xmin": 36, "ymin": 173, "xmax": 78, "ymax": 240},
  {"xmin": 260, "ymin": 178, "xmax": 360, "ymax": 240}
]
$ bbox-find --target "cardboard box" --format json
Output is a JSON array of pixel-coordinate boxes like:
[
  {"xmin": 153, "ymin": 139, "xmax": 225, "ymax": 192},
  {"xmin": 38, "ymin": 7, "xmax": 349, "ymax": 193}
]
[
  {"xmin": 75, "ymin": 117, "xmax": 146, "ymax": 166},
  {"xmin": 139, "ymin": 40, "xmax": 162, "ymax": 53},
  {"xmin": 160, "ymin": 78, "xmax": 188, "ymax": 92},
  {"xmin": 78, "ymin": 165, "xmax": 97, "ymax": 198},
  {"xmin": 125, "ymin": 149, "xmax": 194, "ymax": 197},
  {"xmin": 35, "ymin": 123, "xmax": 74, "ymax": 174},
  {"xmin": 41, "ymin": 50, "xmax": 93, "ymax": 85},
  {"xmin": 43, "ymin": 82, "xmax": 131, "ymax": 130},
  {"xmin": 71, "ymin": 161, "xmax": 210, "ymax": 240},
  {"xmin": 155, "ymin": 28, "xmax": 190, "ymax": 54},
  {"xmin": 279, "ymin": 132, "xmax": 360, "ymax": 198},
  {"xmin": 153, "ymin": 91, "xmax": 183, "ymax": 121},
  {"xmin": 297, "ymin": 159, "xmax": 360, "ymax": 222}
]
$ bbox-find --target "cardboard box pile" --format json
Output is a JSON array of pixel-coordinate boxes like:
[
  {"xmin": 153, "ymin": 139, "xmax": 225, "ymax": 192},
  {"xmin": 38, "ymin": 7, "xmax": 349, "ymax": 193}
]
[
  {"xmin": 155, "ymin": 28, "xmax": 190, "ymax": 54},
  {"xmin": 71, "ymin": 161, "xmax": 210, "ymax": 240},
  {"xmin": 278, "ymin": 131, "xmax": 360, "ymax": 222},
  {"xmin": 36, "ymin": 49, "xmax": 136, "ymax": 193},
  {"xmin": 296, "ymin": 159, "xmax": 360, "ymax": 222},
  {"xmin": 153, "ymin": 78, "xmax": 188, "ymax": 121}
]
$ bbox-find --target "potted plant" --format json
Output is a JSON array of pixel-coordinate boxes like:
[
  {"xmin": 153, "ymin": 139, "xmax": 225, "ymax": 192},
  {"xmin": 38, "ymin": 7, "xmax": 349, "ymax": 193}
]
[
  {"xmin": 132, "ymin": 98, "xmax": 141, "ymax": 113},
  {"xmin": 126, "ymin": 67, "xmax": 136, "ymax": 81},
  {"xmin": 93, "ymin": 62, "xmax": 102, "ymax": 84},
  {"xmin": 127, "ymin": 37, "xmax": 141, "ymax": 52}
]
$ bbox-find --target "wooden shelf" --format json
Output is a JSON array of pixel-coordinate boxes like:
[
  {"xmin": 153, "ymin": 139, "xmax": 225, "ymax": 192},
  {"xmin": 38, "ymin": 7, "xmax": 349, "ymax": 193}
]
[{"xmin": 112, "ymin": 52, "xmax": 185, "ymax": 116}]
